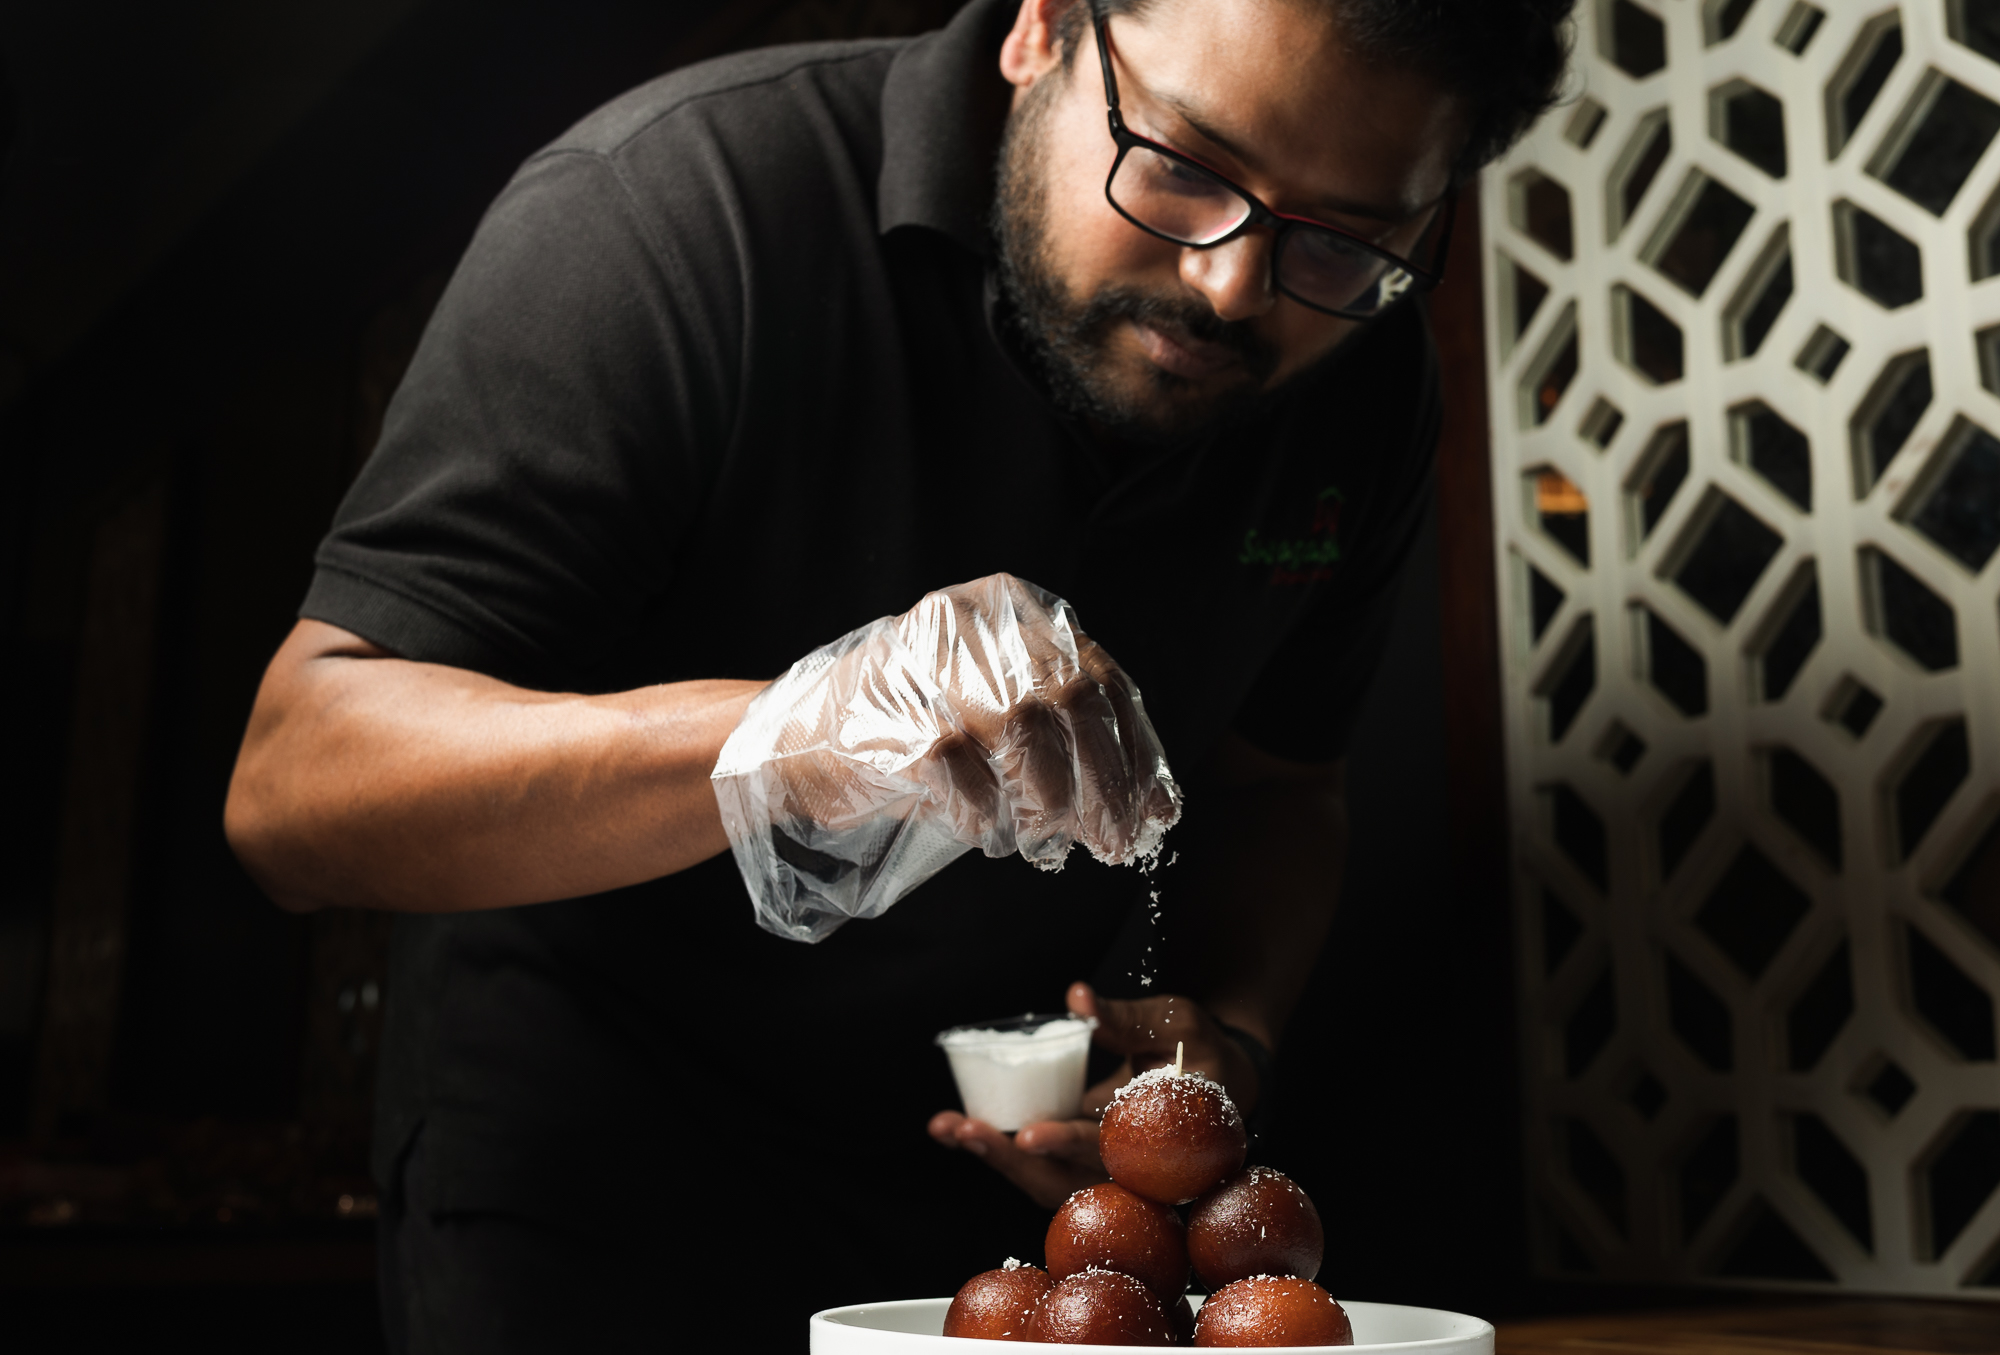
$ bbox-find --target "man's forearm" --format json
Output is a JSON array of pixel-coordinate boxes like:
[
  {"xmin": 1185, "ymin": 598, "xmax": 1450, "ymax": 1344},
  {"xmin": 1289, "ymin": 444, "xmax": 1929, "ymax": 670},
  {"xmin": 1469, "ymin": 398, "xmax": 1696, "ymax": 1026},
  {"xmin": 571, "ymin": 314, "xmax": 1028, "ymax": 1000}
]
[{"xmin": 225, "ymin": 620, "xmax": 766, "ymax": 914}]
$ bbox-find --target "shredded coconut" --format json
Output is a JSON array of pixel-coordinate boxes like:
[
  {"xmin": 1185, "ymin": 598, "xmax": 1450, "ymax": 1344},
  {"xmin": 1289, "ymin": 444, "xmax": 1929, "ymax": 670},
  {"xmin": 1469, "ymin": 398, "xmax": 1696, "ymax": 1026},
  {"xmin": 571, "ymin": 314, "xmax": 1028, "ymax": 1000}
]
[
  {"xmin": 1111, "ymin": 1062, "xmax": 1225, "ymax": 1103},
  {"xmin": 1074, "ymin": 1265, "xmax": 1149, "ymax": 1292}
]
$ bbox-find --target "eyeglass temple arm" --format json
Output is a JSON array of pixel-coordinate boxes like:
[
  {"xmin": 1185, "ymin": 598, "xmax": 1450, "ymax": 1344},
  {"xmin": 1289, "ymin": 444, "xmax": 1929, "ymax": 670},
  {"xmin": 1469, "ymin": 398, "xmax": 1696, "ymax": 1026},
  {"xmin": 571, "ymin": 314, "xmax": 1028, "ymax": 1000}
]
[{"xmin": 1092, "ymin": 13, "xmax": 1124, "ymax": 124}]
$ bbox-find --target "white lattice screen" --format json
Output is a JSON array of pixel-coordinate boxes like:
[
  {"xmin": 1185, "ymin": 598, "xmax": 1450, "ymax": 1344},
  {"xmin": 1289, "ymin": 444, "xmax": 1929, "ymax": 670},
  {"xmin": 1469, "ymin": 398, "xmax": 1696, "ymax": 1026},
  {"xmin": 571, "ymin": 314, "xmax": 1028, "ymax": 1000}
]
[{"xmin": 1485, "ymin": 0, "xmax": 2000, "ymax": 1293}]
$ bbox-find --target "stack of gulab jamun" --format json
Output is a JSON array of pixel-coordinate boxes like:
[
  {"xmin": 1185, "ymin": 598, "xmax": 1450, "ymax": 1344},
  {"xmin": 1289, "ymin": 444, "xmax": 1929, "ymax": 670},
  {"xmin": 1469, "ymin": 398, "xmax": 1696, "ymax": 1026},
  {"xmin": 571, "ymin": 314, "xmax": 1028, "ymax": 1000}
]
[{"xmin": 946, "ymin": 1060, "xmax": 1351, "ymax": 1346}]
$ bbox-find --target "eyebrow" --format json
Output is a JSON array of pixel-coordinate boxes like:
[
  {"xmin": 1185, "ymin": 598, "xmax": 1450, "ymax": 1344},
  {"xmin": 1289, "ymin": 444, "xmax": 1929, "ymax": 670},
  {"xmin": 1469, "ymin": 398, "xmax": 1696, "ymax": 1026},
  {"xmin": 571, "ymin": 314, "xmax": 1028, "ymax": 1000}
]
[{"xmin": 1148, "ymin": 90, "xmax": 1409, "ymax": 225}]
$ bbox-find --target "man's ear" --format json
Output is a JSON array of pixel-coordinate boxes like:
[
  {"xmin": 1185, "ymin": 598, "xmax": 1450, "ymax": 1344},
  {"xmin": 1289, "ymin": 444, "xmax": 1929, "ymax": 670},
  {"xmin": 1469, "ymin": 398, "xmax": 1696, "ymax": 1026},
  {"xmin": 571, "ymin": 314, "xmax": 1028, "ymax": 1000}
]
[{"xmin": 999, "ymin": 0, "xmax": 1084, "ymax": 93}]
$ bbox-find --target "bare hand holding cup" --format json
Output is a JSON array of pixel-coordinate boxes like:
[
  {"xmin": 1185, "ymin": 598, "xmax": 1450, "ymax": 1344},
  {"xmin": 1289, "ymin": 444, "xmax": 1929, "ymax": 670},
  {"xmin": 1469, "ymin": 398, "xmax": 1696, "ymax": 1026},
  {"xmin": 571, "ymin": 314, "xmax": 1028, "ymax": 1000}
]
[{"xmin": 929, "ymin": 982, "xmax": 1261, "ymax": 1209}]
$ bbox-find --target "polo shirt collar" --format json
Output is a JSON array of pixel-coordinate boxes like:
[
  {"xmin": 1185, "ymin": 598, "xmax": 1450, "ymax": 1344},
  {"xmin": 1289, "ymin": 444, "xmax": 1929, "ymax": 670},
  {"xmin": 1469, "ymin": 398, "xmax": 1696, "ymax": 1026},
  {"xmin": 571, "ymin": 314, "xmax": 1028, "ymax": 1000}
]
[{"xmin": 878, "ymin": 0, "xmax": 1019, "ymax": 256}]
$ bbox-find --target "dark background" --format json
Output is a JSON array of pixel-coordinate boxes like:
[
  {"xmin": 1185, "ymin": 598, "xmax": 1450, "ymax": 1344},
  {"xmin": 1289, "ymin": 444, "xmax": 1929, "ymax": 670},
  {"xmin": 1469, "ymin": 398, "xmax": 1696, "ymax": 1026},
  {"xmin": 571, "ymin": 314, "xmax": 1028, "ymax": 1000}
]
[{"xmin": 0, "ymin": 0, "xmax": 1551, "ymax": 1347}]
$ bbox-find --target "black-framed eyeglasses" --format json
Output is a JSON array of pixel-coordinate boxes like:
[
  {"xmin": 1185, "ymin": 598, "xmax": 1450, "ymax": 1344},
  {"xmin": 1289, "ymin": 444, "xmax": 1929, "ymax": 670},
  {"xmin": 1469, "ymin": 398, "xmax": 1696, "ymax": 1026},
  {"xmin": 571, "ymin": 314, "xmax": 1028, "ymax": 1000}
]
[{"xmin": 1091, "ymin": 10, "xmax": 1454, "ymax": 320}]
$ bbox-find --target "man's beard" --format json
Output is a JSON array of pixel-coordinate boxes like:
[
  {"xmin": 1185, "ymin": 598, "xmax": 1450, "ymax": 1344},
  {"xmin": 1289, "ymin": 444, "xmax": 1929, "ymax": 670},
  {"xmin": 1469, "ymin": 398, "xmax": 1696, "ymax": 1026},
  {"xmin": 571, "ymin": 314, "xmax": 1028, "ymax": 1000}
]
[{"xmin": 991, "ymin": 77, "xmax": 1283, "ymax": 455}]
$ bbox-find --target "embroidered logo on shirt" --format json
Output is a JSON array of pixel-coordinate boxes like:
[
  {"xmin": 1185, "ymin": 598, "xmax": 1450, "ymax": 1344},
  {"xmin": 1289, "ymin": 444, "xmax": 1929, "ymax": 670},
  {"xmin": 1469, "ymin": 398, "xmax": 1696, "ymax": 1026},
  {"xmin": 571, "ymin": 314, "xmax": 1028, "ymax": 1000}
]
[{"xmin": 1240, "ymin": 485, "xmax": 1343, "ymax": 585}]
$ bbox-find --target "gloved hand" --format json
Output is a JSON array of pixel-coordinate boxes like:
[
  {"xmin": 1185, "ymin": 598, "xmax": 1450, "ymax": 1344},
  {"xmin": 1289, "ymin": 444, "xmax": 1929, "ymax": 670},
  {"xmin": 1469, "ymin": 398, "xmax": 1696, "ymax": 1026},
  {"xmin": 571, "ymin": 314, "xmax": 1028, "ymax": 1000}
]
[{"xmin": 712, "ymin": 573, "xmax": 1181, "ymax": 941}]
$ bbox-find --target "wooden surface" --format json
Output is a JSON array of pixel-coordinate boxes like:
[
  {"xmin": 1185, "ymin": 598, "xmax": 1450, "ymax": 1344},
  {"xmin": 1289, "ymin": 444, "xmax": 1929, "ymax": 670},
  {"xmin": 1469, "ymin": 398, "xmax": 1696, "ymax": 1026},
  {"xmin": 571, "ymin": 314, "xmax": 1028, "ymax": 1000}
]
[{"xmin": 1498, "ymin": 1301, "xmax": 2000, "ymax": 1355}]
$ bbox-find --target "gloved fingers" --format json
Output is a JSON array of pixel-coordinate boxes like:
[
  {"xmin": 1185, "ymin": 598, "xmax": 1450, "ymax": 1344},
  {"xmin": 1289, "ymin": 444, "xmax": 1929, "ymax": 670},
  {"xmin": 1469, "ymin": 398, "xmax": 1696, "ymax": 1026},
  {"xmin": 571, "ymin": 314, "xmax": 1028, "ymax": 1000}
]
[
  {"xmin": 1074, "ymin": 638, "xmax": 1143, "ymax": 757},
  {"xmin": 772, "ymin": 742, "xmax": 865, "ymax": 832},
  {"xmin": 931, "ymin": 572, "xmax": 1082, "ymax": 699},
  {"xmin": 917, "ymin": 727, "xmax": 1012, "ymax": 855},
  {"xmin": 996, "ymin": 573, "xmax": 1081, "ymax": 688},
  {"xmin": 742, "ymin": 574, "xmax": 1173, "ymax": 908},
  {"xmin": 995, "ymin": 698, "xmax": 1079, "ymax": 865},
  {"xmin": 1053, "ymin": 670, "xmax": 1142, "ymax": 863},
  {"xmin": 1072, "ymin": 643, "xmax": 1176, "ymax": 843},
  {"xmin": 897, "ymin": 590, "xmax": 968, "ymax": 698},
  {"xmin": 902, "ymin": 586, "xmax": 1020, "ymax": 735},
  {"xmin": 766, "ymin": 647, "xmax": 933, "ymax": 835},
  {"xmin": 775, "ymin": 749, "xmax": 908, "ymax": 836}
]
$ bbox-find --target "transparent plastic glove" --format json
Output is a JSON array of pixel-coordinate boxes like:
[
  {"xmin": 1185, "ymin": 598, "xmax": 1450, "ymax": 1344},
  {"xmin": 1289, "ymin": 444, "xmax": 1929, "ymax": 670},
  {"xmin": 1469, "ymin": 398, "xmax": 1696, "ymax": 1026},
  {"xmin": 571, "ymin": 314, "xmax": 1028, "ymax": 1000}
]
[{"xmin": 712, "ymin": 573, "xmax": 1182, "ymax": 942}]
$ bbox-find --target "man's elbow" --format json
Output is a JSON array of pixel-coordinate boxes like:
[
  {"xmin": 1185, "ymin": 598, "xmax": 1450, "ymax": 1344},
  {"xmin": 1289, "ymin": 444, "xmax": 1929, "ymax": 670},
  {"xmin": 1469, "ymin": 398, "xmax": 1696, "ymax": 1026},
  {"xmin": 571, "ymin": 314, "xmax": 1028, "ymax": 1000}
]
[{"xmin": 223, "ymin": 757, "xmax": 322, "ymax": 914}]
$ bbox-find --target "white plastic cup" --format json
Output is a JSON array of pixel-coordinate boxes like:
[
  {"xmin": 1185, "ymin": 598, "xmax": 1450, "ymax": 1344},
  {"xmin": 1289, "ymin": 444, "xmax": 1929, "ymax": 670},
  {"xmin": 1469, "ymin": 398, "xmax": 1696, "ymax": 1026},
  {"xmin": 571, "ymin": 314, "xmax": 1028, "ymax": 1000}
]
[{"xmin": 936, "ymin": 1013, "xmax": 1099, "ymax": 1132}]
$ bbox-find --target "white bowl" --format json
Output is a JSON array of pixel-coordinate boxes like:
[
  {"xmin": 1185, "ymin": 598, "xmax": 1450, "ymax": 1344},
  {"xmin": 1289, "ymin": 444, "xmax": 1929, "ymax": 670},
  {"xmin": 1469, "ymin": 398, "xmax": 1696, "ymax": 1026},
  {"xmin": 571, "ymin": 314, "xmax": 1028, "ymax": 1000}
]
[{"xmin": 809, "ymin": 1297, "xmax": 1494, "ymax": 1354}]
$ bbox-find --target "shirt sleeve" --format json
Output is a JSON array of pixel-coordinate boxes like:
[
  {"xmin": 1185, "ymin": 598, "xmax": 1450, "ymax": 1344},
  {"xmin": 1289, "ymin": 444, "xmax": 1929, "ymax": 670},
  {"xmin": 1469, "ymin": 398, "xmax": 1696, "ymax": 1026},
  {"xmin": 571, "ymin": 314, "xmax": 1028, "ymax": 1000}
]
[
  {"xmin": 1228, "ymin": 309, "xmax": 1443, "ymax": 765},
  {"xmin": 302, "ymin": 145, "xmax": 741, "ymax": 688}
]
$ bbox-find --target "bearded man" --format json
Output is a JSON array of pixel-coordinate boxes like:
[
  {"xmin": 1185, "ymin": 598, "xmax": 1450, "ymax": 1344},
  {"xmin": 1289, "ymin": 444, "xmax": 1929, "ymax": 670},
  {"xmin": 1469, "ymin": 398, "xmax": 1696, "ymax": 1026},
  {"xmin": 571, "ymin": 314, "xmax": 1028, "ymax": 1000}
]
[{"xmin": 226, "ymin": 0, "xmax": 1570, "ymax": 1348}]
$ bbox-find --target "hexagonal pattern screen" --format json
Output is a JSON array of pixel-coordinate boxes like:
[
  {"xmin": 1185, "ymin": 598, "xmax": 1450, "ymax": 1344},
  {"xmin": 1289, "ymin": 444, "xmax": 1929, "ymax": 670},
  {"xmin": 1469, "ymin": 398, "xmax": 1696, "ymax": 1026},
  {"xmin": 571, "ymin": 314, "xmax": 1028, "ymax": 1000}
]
[{"xmin": 1487, "ymin": 0, "xmax": 2000, "ymax": 1295}]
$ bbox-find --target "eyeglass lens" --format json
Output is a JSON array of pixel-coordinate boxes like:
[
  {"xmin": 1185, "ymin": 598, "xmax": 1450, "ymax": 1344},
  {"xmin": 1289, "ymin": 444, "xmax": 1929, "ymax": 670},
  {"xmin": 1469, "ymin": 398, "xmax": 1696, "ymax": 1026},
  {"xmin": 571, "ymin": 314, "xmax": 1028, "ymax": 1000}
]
[{"xmin": 1109, "ymin": 142, "xmax": 1417, "ymax": 317}]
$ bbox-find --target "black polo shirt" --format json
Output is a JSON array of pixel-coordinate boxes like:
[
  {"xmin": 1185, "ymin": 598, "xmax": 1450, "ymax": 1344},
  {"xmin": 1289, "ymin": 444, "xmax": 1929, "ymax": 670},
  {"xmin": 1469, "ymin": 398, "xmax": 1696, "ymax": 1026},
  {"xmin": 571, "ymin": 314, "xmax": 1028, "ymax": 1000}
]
[{"xmin": 303, "ymin": 0, "xmax": 1438, "ymax": 1328}]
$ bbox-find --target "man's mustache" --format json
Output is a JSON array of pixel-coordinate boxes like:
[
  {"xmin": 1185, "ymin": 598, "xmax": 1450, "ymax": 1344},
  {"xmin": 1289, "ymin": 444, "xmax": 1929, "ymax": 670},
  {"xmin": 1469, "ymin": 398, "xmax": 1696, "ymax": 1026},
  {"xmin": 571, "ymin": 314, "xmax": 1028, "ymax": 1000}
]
[{"xmin": 1074, "ymin": 287, "xmax": 1281, "ymax": 384}]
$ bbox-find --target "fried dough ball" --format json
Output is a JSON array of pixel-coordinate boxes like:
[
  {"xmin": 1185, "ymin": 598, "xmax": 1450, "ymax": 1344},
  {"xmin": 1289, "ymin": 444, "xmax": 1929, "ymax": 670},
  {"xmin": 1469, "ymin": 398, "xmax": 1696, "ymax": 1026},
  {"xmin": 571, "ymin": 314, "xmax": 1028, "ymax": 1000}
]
[
  {"xmin": 1193, "ymin": 1276, "xmax": 1351, "ymax": 1347},
  {"xmin": 943, "ymin": 1262, "xmax": 1053, "ymax": 1341},
  {"xmin": 1187, "ymin": 1168, "xmax": 1324, "ymax": 1290},
  {"xmin": 1099, "ymin": 1067, "xmax": 1247, "ymax": 1205},
  {"xmin": 1046, "ymin": 1183, "xmax": 1189, "ymax": 1301},
  {"xmin": 1032, "ymin": 1269, "xmax": 1175, "ymax": 1346}
]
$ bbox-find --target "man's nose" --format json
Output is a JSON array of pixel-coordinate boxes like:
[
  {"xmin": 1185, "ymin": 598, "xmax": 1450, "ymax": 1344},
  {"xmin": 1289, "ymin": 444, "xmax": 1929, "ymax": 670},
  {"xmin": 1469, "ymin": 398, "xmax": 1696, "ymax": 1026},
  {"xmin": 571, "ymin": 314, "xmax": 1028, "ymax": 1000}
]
[{"xmin": 1180, "ymin": 230, "xmax": 1277, "ymax": 323}]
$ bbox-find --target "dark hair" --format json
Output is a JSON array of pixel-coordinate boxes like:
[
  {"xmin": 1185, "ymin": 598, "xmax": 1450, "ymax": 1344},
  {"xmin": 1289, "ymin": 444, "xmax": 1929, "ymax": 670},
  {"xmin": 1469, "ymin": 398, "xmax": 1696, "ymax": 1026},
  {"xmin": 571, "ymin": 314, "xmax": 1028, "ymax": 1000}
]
[{"xmin": 1060, "ymin": 0, "xmax": 1575, "ymax": 179}]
